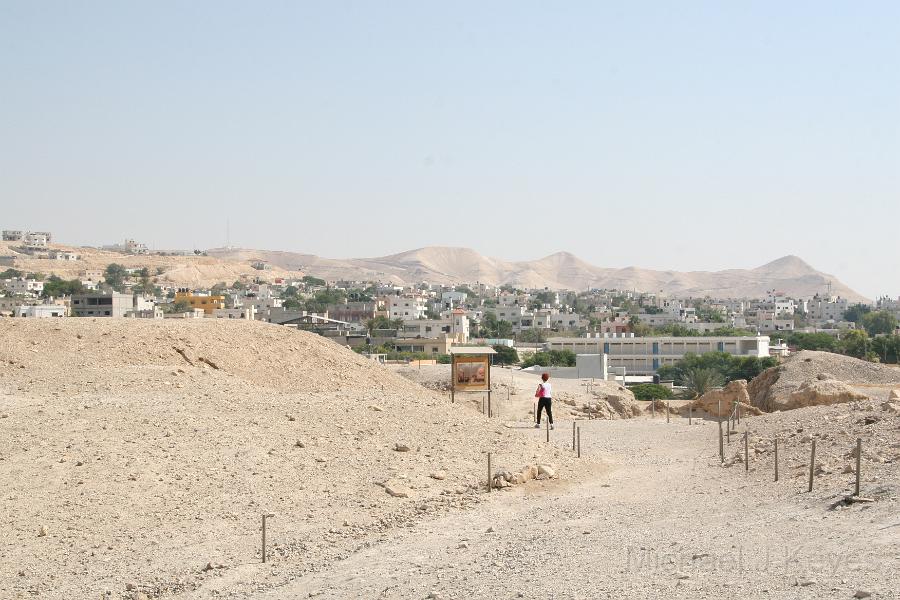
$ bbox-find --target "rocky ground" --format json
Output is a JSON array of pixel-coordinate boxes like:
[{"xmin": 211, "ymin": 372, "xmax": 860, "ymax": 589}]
[{"xmin": 1, "ymin": 322, "xmax": 897, "ymax": 599}]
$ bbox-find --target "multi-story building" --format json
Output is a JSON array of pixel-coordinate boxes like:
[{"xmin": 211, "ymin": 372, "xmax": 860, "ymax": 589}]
[
  {"xmin": 2, "ymin": 230, "xmax": 24, "ymax": 241},
  {"xmin": 326, "ymin": 301, "xmax": 377, "ymax": 323},
  {"xmin": 124, "ymin": 239, "xmax": 149, "ymax": 254},
  {"xmin": 388, "ymin": 295, "xmax": 427, "ymax": 320},
  {"xmin": 23, "ymin": 232, "xmax": 50, "ymax": 250},
  {"xmin": 71, "ymin": 292, "xmax": 134, "ymax": 318},
  {"xmin": 174, "ymin": 290, "xmax": 226, "ymax": 314},
  {"xmin": 547, "ymin": 334, "xmax": 770, "ymax": 376},
  {"xmin": 3, "ymin": 278, "xmax": 44, "ymax": 296},
  {"xmin": 806, "ymin": 295, "xmax": 850, "ymax": 322}
]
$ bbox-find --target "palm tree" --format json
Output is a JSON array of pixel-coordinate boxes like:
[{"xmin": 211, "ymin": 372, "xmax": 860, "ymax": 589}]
[{"xmin": 682, "ymin": 367, "xmax": 724, "ymax": 399}]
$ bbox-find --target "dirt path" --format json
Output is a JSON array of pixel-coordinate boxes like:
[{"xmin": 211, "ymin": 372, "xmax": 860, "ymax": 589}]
[{"xmin": 243, "ymin": 416, "xmax": 897, "ymax": 599}]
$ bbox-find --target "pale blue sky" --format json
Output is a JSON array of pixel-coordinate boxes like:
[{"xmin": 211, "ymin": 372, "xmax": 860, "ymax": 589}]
[{"xmin": 1, "ymin": 2, "xmax": 898, "ymax": 298}]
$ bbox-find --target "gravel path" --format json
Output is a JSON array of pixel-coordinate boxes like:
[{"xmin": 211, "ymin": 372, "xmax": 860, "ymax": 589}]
[{"xmin": 255, "ymin": 414, "xmax": 898, "ymax": 599}]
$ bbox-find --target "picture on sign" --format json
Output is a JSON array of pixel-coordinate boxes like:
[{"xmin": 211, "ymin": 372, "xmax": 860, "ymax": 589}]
[{"xmin": 452, "ymin": 355, "xmax": 490, "ymax": 391}]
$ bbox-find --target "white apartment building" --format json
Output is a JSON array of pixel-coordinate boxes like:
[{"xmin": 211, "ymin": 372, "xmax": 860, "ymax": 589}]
[
  {"xmin": 806, "ymin": 295, "xmax": 849, "ymax": 322},
  {"xmin": 402, "ymin": 310, "xmax": 470, "ymax": 343},
  {"xmin": 548, "ymin": 334, "xmax": 770, "ymax": 376},
  {"xmin": 14, "ymin": 304, "xmax": 66, "ymax": 318},
  {"xmin": 388, "ymin": 295, "xmax": 427, "ymax": 320},
  {"xmin": 3, "ymin": 278, "xmax": 44, "ymax": 295},
  {"xmin": 23, "ymin": 232, "xmax": 50, "ymax": 250}
]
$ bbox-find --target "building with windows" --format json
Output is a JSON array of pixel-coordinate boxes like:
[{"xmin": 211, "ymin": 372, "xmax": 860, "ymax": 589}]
[
  {"xmin": 71, "ymin": 292, "xmax": 134, "ymax": 317},
  {"xmin": 388, "ymin": 295, "xmax": 427, "ymax": 320},
  {"xmin": 547, "ymin": 334, "xmax": 770, "ymax": 376},
  {"xmin": 15, "ymin": 304, "xmax": 67, "ymax": 318},
  {"xmin": 174, "ymin": 290, "xmax": 226, "ymax": 314}
]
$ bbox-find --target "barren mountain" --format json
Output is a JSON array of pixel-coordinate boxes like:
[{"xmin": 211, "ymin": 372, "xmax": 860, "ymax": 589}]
[{"xmin": 207, "ymin": 246, "xmax": 866, "ymax": 301}]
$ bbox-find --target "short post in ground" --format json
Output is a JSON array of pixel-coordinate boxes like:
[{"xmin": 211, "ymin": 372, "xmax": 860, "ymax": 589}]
[
  {"xmin": 572, "ymin": 422, "xmax": 576, "ymax": 451},
  {"xmin": 718, "ymin": 420, "xmax": 724, "ymax": 462},
  {"xmin": 666, "ymin": 401, "xmax": 670, "ymax": 423},
  {"xmin": 577, "ymin": 426, "xmax": 581, "ymax": 458},
  {"xmin": 261, "ymin": 513, "xmax": 275, "ymax": 563},
  {"xmin": 487, "ymin": 452, "xmax": 492, "ymax": 493},
  {"xmin": 774, "ymin": 438, "xmax": 779, "ymax": 482},
  {"xmin": 744, "ymin": 430, "xmax": 749, "ymax": 472},
  {"xmin": 855, "ymin": 438, "xmax": 862, "ymax": 497},
  {"xmin": 688, "ymin": 403, "xmax": 692, "ymax": 425},
  {"xmin": 545, "ymin": 416, "xmax": 550, "ymax": 442},
  {"xmin": 808, "ymin": 439, "xmax": 816, "ymax": 493}
]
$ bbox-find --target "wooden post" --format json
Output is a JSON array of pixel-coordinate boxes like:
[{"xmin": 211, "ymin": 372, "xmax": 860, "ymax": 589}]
[
  {"xmin": 718, "ymin": 420, "xmax": 724, "ymax": 462},
  {"xmin": 717, "ymin": 399, "xmax": 721, "ymax": 420},
  {"xmin": 487, "ymin": 452, "xmax": 492, "ymax": 493},
  {"xmin": 651, "ymin": 399, "xmax": 656, "ymax": 418},
  {"xmin": 808, "ymin": 439, "xmax": 816, "ymax": 493},
  {"xmin": 726, "ymin": 419, "xmax": 730, "ymax": 445},
  {"xmin": 688, "ymin": 403, "xmax": 692, "ymax": 425},
  {"xmin": 854, "ymin": 438, "xmax": 862, "ymax": 497},
  {"xmin": 666, "ymin": 401, "xmax": 670, "ymax": 423},
  {"xmin": 744, "ymin": 430, "xmax": 749, "ymax": 472},
  {"xmin": 545, "ymin": 416, "xmax": 550, "ymax": 442},
  {"xmin": 577, "ymin": 427, "xmax": 581, "ymax": 458},
  {"xmin": 261, "ymin": 513, "xmax": 274, "ymax": 563},
  {"xmin": 774, "ymin": 438, "xmax": 779, "ymax": 482},
  {"xmin": 572, "ymin": 422, "xmax": 576, "ymax": 451},
  {"xmin": 488, "ymin": 391, "xmax": 492, "ymax": 418}
]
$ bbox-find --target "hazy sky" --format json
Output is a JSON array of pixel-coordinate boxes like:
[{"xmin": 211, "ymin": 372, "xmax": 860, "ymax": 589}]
[{"xmin": 2, "ymin": 2, "xmax": 898, "ymax": 298}]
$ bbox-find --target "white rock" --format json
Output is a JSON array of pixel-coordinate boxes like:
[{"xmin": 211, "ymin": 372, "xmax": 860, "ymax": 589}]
[
  {"xmin": 429, "ymin": 470, "xmax": 446, "ymax": 480},
  {"xmin": 394, "ymin": 443, "xmax": 411, "ymax": 452}
]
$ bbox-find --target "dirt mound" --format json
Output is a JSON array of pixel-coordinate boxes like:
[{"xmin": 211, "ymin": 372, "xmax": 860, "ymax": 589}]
[
  {"xmin": 787, "ymin": 379, "xmax": 869, "ymax": 409},
  {"xmin": 693, "ymin": 380, "xmax": 751, "ymax": 417},
  {"xmin": 562, "ymin": 382, "xmax": 642, "ymax": 419},
  {"xmin": 748, "ymin": 350, "xmax": 900, "ymax": 412},
  {"xmin": 0, "ymin": 319, "xmax": 575, "ymax": 599}
]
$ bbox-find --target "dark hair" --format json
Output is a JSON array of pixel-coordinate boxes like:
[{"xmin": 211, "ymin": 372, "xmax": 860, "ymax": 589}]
[{"xmin": 541, "ymin": 372, "xmax": 550, "ymax": 381}]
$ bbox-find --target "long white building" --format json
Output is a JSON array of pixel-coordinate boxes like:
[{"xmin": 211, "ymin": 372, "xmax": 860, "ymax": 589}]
[{"xmin": 547, "ymin": 334, "xmax": 770, "ymax": 375}]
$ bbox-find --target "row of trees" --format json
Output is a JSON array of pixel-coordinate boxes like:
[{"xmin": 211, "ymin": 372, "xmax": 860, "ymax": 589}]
[
  {"xmin": 656, "ymin": 352, "xmax": 778, "ymax": 395},
  {"xmin": 773, "ymin": 329, "xmax": 900, "ymax": 363}
]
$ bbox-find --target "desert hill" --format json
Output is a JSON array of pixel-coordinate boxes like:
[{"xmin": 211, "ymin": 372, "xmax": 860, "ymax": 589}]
[
  {"xmin": 208, "ymin": 246, "xmax": 866, "ymax": 301},
  {"xmin": 0, "ymin": 318, "xmax": 571, "ymax": 598},
  {"xmin": 1, "ymin": 239, "xmax": 864, "ymax": 300}
]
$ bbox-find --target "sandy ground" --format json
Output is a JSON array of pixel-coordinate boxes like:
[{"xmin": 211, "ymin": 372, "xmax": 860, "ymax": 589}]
[
  {"xmin": 2, "ymin": 332, "xmax": 897, "ymax": 599},
  {"xmin": 220, "ymin": 410, "xmax": 900, "ymax": 599}
]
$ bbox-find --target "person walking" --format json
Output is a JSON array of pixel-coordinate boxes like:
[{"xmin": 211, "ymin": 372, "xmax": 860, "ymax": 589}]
[{"xmin": 534, "ymin": 372, "xmax": 554, "ymax": 430}]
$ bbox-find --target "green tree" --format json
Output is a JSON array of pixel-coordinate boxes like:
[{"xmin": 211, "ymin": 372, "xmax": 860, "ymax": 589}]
[
  {"xmin": 861, "ymin": 311, "xmax": 898, "ymax": 336},
  {"xmin": 843, "ymin": 303, "xmax": 871, "ymax": 324},
  {"xmin": 522, "ymin": 350, "xmax": 576, "ymax": 368},
  {"xmin": 104, "ymin": 263, "xmax": 129, "ymax": 291},
  {"xmin": 840, "ymin": 329, "xmax": 872, "ymax": 360},
  {"xmin": 41, "ymin": 276, "xmax": 84, "ymax": 298},
  {"xmin": 682, "ymin": 367, "xmax": 724, "ymax": 399},
  {"xmin": 870, "ymin": 335, "xmax": 900, "ymax": 364},
  {"xmin": 0, "ymin": 268, "xmax": 24, "ymax": 279},
  {"xmin": 302, "ymin": 275, "xmax": 326, "ymax": 287},
  {"xmin": 629, "ymin": 383, "xmax": 674, "ymax": 401},
  {"xmin": 492, "ymin": 345, "xmax": 519, "ymax": 365}
]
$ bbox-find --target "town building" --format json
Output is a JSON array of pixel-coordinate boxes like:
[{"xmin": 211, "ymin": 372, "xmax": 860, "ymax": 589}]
[
  {"xmin": 547, "ymin": 334, "xmax": 770, "ymax": 376},
  {"xmin": 2, "ymin": 230, "xmax": 24, "ymax": 241},
  {"xmin": 174, "ymin": 290, "xmax": 226, "ymax": 314},
  {"xmin": 14, "ymin": 304, "xmax": 67, "ymax": 318},
  {"xmin": 3, "ymin": 278, "xmax": 44, "ymax": 296},
  {"xmin": 388, "ymin": 295, "xmax": 427, "ymax": 320},
  {"xmin": 806, "ymin": 295, "xmax": 850, "ymax": 322},
  {"xmin": 23, "ymin": 232, "xmax": 51, "ymax": 250},
  {"xmin": 71, "ymin": 292, "xmax": 134, "ymax": 318}
]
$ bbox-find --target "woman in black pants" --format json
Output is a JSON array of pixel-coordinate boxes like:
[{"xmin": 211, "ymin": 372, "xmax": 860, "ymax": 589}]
[{"xmin": 534, "ymin": 372, "xmax": 553, "ymax": 430}]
